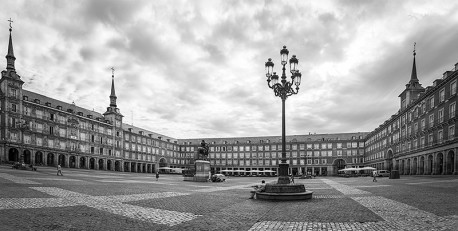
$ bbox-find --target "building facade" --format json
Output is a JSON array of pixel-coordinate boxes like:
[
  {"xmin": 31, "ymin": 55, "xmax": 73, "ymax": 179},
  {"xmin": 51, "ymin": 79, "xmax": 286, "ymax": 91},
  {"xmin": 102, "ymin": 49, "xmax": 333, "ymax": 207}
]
[
  {"xmin": 0, "ymin": 26, "xmax": 179, "ymax": 174},
  {"xmin": 179, "ymin": 133, "xmax": 367, "ymax": 176},
  {"xmin": 364, "ymin": 49, "xmax": 458, "ymax": 175},
  {"xmin": 1, "ymin": 26, "xmax": 457, "ymax": 175}
]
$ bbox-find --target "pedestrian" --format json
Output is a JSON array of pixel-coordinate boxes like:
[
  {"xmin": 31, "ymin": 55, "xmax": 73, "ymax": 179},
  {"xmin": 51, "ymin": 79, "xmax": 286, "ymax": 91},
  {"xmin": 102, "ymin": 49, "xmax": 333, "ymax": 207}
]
[
  {"xmin": 156, "ymin": 172, "xmax": 159, "ymax": 181},
  {"xmin": 290, "ymin": 174, "xmax": 295, "ymax": 184},
  {"xmin": 250, "ymin": 180, "xmax": 266, "ymax": 199},
  {"xmin": 57, "ymin": 164, "xmax": 63, "ymax": 176},
  {"xmin": 372, "ymin": 170, "xmax": 377, "ymax": 182}
]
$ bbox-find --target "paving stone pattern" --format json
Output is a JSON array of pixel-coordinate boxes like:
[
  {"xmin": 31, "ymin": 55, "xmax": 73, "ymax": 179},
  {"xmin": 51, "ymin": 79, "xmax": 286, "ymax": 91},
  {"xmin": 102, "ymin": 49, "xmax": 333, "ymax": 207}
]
[{"xmin": 0, "ymin": 166, "xmax": 457, "ymax": 230}]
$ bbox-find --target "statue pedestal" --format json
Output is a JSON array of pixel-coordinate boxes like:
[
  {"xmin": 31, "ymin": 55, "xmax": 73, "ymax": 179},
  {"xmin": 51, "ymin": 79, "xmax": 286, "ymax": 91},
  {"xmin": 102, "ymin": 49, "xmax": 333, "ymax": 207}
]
[{"xmin": 193, "ymin": 160, "xmax": 210, "ymax": 182}]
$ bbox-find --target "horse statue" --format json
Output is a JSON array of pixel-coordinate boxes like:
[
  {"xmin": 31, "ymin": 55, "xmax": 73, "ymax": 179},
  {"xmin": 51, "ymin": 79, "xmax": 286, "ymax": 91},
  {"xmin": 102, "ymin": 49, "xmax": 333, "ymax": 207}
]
[{"xmin": 197, "ymin": 140, "xmax": 209, "ymax": 160}]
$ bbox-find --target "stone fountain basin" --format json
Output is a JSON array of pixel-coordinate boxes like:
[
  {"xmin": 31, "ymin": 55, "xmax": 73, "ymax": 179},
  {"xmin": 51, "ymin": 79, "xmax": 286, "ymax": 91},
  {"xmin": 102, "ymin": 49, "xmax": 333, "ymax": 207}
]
[{"xmin": 256, "ymin": 183, "xmax": 313, "ymax": 200}]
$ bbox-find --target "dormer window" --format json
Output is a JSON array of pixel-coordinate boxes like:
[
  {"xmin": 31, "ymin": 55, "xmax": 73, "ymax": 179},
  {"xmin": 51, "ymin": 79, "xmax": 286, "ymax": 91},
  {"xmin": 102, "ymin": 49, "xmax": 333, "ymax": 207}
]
[
  {"xmin": 23, "ymin": 96, "xmax": 28, "ymax": 101},
  {"xmin": 45, "ymin": 102, "xmax": 51, "ymax": 107},
  {"xmin": 34, "ymin": 99, "xmax": 40, "ymax": 104},
  {"xmin": 57, "ymin": 105, "xmax": 62, "ymax": 110}
]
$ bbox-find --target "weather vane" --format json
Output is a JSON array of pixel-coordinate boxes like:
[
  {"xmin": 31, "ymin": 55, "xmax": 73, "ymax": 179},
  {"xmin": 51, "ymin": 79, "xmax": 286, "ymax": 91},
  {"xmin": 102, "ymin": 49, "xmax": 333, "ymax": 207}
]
[
  {"xmin": 413, "ymin": 42, "xmax": 416, "ymax": 56},
  {"xmin": 8, "ymin": 18, "xmax": 13, "ymax": 30},
  {"xmin": 111, "ymin": 67, "xmax": 115, "ymax": 78}
]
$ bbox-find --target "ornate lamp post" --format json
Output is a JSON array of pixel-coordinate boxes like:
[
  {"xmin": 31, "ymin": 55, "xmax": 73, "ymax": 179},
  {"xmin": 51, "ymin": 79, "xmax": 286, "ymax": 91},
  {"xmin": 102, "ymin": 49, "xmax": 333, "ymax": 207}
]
[{"xmin": 265, "ymin": 45, "xmax": 302, "ymax": 184}]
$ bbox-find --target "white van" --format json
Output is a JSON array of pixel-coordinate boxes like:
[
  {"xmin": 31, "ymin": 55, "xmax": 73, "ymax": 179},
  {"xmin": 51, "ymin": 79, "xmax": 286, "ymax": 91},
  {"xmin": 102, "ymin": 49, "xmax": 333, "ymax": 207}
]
[{"xmin": 375, "ymin": 170, "xmax": 390, "ymax": 177}]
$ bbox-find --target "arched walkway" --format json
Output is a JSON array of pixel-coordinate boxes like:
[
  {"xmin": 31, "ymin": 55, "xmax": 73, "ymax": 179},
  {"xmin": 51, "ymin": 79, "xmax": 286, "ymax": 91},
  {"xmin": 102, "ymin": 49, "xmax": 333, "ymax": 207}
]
[
  {"xmin": 446, "ymin": 150, "xmax": 455, "ymax": 174},
  {"xmin": 79, "ymin": 157, "xmax": 86, "ymax": 168},
  {"xmin": 419, "ymin": 156, "xmax": 425, "ymax": 175},
  {"xmin": 115, "ymin": 161, "xmax": 121, "ymax": 171},
  {"xmin": 58, "ymin": 154, "xmax": 66, "ymax": 167},
  {"xmin": 47, "ymin": 153, "xmax": 55, "ymax": 166},
  {"xmin": 427, "ymin": 155, "xmax": 433, "ymax": 174},
  {"xmin": 69, "ymin": 156, "xmax": 76, "ymax": 168},
  {"xmin": 23, "ymin": 150, "xmax": 31, "ymax": 164},
  {"xmin": 89, "ymin": 158, "xmax": 95, "ymax": 170},
  {"xmin": 406, "ymin": 159, "xmax": 411, "ymax": 175},
  {"xmin": 8, "ymin": 148, "xmax": 19, "ymax": 162},
  {"xmin": 98, "ymin": 159, "xmax": 104, "ymax": 170},
  {"xmin": 124, "ymin": 162, "xmax": 130, "ymax": 172},
  {"xmin": 436, "ymin": 153, "xmax": 444, "ymax": 175},
  {"xmin": 131, "ymin": 162, "xmax": 136, "ymax": 172},
  {"xmin": 35, "ymin": 151, "xmax": 43, "ymax": 165},
  {"xmin": 107, "ymin": 160, "xmax": 112, "ymax": 171}
]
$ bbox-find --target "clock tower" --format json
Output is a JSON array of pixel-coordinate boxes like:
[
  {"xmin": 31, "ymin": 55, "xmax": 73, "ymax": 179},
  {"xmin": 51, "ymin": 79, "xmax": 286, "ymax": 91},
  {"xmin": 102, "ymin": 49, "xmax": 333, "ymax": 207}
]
[{"xmin": 103, "ymin": 68, "xmax": 123, "ymax": 160}]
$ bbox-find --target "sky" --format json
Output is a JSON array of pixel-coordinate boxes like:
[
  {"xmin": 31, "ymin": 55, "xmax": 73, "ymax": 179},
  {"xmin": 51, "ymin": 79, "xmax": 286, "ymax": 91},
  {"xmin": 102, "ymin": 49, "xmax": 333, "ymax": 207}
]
[{"xmin": 1, "ymin": 0, "xmax": 458, "ymax": 139}]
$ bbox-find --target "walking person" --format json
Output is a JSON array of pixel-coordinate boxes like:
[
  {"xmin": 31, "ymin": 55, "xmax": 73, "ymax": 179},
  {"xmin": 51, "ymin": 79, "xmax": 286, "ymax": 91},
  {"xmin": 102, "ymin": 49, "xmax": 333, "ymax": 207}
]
[
  {"xmin": 290, "ymin": 174, "xmax": 295, "ymax": 184},
  {"xmin": 57, "ymin": 164, "xmax": 63, "ymax": 176},
  {"xmin": 372, "ymin": 170, "xmax": 377, "ymax": 182},
  {"xmin": 156, "ymin": 172, "xmax": 159, "ymax": 181}
]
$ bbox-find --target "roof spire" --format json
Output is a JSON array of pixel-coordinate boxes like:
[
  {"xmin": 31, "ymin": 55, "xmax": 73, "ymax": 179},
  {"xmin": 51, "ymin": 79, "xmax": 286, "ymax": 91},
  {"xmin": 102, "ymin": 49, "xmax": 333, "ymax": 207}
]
[
  {"xmin": 410, "ymin": 42, "xmax": 417, "ymax": 81},
  {"xmin": 110, "ymin": 67, "xmax": 117, "ymax": 107},
  {"xmin": 6, "ymin": 18, "xmax": 16, "ymax": 71}
]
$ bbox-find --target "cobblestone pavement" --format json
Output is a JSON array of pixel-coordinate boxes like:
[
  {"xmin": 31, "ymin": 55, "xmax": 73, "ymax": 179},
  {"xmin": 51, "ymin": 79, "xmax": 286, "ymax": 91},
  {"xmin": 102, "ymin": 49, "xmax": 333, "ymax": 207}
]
[{"xmin": 0, "ymin": 165, "xmax": 456, "ymax": 231}]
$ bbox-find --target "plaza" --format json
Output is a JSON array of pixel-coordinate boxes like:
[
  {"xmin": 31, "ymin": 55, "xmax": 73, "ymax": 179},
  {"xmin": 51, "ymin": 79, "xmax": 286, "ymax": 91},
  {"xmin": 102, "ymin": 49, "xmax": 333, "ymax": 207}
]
[{"xmin": 0, "ymin": 165, "xmax": 456, "ymax": 231}]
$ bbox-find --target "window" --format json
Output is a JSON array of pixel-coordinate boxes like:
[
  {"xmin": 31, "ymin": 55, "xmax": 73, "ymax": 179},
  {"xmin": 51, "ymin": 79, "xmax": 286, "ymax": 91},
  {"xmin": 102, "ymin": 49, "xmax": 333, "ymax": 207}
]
[
  {"xmin": 449, "ymin": 125, "xmax": 455, "ymax": 139},
  {"xmin": 11, "ymin": 88, "xmax": 17, "ymax": 98},
  {"xmin": 429, "ymin": 97, "xmax": 435, "ymax": 109},
  {"xmin": 11, "ymin": 104, "xmax": 16, "ymax": 112},
  {"xmin": 438, "ymin": 130, "xmax": 443, "ymax": 143},
  {"xmin": 451, "ymin": 80, "xmax": 457, "ymax": 95},
  {"xmin": 450, "ymin": 103, "xmax": 456, "ymax": 118},
  {"xmin": 428, "ymin": 133, "xmax": 434, "ymax": 145},
  {"xmin": 429, "ymin": 114, "xmax": 434, "ymax": 127},
  {"xmin": 421, "ymin": 119, "xmax": 425, "ymax": 130},
  {"xmin": 439, "ymin": 88, "xmax": 445, "ymax": 102},
  {"xmin": 439, "ymin": 108, "xmax": 444, "ymax": 123}
]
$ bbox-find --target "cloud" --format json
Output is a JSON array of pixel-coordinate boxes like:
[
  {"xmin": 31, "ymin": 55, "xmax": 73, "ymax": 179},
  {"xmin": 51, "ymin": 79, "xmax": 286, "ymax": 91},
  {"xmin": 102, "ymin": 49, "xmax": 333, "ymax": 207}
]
[{"xmin": 1, "ymin": 0, "xmax": 458, "ymax": 139}]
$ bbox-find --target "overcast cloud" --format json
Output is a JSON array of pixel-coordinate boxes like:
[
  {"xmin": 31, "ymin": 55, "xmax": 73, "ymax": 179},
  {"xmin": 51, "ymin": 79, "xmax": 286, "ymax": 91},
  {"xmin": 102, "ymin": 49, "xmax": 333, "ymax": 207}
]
[{"xmin": 1, "ymin": 0, "xmax": 458, "ymax": 139}]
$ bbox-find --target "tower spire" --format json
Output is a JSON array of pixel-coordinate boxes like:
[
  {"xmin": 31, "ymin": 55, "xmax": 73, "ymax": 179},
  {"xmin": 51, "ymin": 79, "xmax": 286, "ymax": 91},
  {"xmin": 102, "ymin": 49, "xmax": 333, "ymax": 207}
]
[
  {"xmin": 110, "ymin": 67, "xmax": 117, "ymax": 107},
  {"xmin": 6, "ymin": 18, "xmax": 16, "ymax": 71},
  {"xmin": 410, "ymin": 42, "xmax": 417, "ymax": 81}
]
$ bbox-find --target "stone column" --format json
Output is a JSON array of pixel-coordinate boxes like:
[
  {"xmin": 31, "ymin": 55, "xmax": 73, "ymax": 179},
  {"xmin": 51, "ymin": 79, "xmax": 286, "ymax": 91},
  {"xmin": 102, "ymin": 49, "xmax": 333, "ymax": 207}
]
[
  {"xmin": 95, "ymin": 158, "xmax": 99, "ymax": 170},
  {"xmin": 442, "ymin": 153, "xmax": 446, "ymax": 175},
  {"xmin": 76, "ymin": 156, "xmax": 80, "ymax": 169},
  {"xmin": 454, "ymin": 149, "xmax": 458, "ymax": 175},
  {"xmin": 43, "ymin": 152, "xmax": 48, "ymax": 166},
  {"xmin": 432, "ymin": 153, "xmax": 437, "ymax": 175},
  {"xmin": 120, "ymin": 161, "xmax": 124, "ymax": 172}
]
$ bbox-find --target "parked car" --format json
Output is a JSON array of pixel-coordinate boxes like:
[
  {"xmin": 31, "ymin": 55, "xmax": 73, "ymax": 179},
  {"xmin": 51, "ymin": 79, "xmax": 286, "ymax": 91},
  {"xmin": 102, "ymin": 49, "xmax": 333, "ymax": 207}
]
[
  {"xmin": 375, "ymin": 170, "xmax": 390, "ymax": 177},
  {"xmin": 211, "ymin": 174, "xmax": 226, "ymax": 182}
]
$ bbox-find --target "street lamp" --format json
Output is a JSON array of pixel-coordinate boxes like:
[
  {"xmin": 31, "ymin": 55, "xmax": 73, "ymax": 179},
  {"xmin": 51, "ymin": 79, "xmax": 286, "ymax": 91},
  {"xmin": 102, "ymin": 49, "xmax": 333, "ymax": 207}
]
[{"xmin": 265, "ymin": 45, "xmax": 302, "ymax": 184}]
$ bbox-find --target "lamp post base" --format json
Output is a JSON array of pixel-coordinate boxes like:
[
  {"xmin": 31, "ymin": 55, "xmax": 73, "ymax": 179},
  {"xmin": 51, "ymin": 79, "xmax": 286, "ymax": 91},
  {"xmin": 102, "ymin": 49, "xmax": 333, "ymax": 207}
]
[{"xmin": 277, "ymin": 163, "xmax": 290, "ymax": 184}]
